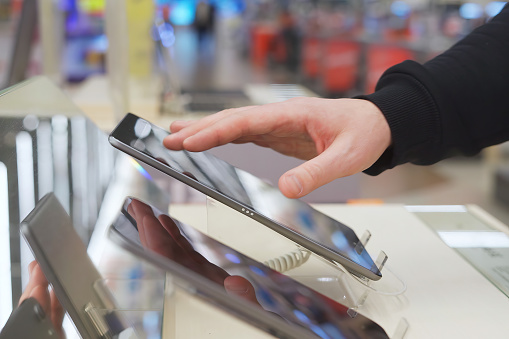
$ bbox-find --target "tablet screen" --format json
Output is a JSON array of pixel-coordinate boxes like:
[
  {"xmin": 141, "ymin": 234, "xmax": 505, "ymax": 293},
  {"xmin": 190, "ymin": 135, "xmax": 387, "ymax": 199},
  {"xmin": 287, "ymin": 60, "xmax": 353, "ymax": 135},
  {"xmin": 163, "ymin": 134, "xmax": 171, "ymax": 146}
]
[{"xmin": 110, "ymin": 198, "xmax": 388, "ymax": 339}]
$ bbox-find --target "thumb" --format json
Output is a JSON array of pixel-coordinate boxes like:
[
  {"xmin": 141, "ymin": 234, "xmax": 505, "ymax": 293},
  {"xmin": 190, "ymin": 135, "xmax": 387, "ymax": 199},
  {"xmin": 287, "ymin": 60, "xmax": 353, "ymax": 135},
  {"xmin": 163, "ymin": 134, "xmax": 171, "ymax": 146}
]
[{"xmin": 278, "ymin": 143, "xmax": 350, "ymax": 198}]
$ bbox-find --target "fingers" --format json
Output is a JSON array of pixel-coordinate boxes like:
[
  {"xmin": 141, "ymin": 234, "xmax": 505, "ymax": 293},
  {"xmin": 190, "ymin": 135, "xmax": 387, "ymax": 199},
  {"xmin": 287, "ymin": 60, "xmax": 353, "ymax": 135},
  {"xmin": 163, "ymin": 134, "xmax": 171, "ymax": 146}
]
[
  {"xmin": 165, "ymin": 108, "xmax": 241, "ymax": 148},
  {"xmin": 169, "ymin": 120, "xmax": 194, "ymax": 133},
  {"xmin": 50, "ymin": 289, "xmax": 65, "ymax": 336},
  {"xmin": 19, "ymin": 262, "xmax": 52, "ymax": 320},
  {"xmin": 188, "ymin": 105, "xmax": 288, "ymax": 152},
  {"xmin": 158, "ymin": 215, "xmax": 195, "ymax": 253},
  {"xmin": 164, "ymin": 104, "xmax": 289, "ymax": 152},
  {"xmin": 224, "ymin": 275, "xmax": 262, "ymax": 307},
  {"xmin": 19, "ymin": 262, "xmax": 49, "ymax": 306},
  {"xmin": 129, "ymin": 199, "xmax": 156, "ymax": 246},
  {"xmin": 28, "ymin": 260, "xmax": 38, "ymax": 275},
  {"xmin": 141, "ymin": 214, "xmax": 178, "ymax": 258},
  {"xmin": 169, "ymin": 105, "xmax": 258, "ymax": 135},
  {"xmin": 18, "ymin": 262, "xmax": 66, "ymax": 339}
]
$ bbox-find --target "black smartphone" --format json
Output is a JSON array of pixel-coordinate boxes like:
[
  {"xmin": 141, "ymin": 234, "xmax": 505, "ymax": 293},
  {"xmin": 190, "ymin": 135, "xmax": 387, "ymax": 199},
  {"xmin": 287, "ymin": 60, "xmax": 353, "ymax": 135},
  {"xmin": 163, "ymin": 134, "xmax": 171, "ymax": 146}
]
[
  {"xmin": 109, "ymin": 197, "xmax": 389, "ymax": 339},
  {"xmin": 109, "ymin": 113, "xmax": 382, "ymax": 281}
]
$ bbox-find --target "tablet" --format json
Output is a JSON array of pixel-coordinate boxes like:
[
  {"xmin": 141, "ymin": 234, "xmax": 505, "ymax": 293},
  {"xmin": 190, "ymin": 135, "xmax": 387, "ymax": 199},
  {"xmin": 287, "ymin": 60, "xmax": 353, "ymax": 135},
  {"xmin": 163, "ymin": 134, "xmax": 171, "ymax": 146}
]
[
  {"xmin": 20, "ymin": 193, "xmax": 124, "ymax": 339},
  {"xmin": 109, "ymin": 113, "xmax": 382, "ymax": 280},
  {"xmin": 108, "ymin": 197, "xmax": 389, "ymax": 339}
]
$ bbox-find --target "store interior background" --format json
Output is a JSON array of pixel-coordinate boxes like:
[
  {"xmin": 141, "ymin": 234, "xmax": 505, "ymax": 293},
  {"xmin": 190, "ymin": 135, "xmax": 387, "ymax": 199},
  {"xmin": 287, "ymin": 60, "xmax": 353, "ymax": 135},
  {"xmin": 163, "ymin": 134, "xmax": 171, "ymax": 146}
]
[{"xmin": 1, "ymin": 0, "xmax": 509, "ymax": 330}]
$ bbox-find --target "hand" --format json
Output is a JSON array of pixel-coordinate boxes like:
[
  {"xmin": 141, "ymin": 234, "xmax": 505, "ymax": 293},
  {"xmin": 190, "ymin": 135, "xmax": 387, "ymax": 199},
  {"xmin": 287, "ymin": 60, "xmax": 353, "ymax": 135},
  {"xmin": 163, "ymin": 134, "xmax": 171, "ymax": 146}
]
[
  {"xmin": 18, "ymin": 261, "xmax": 66, "ymax": 339},
  {"xmin": 163, "ymin": 97, "xmax": 391, "ymax": 198}
]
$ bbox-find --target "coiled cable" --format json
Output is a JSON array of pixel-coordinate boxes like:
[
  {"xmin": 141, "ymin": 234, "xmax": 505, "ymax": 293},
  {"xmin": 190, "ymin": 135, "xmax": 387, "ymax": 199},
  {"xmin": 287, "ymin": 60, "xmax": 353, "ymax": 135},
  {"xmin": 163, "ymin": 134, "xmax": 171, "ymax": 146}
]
[{"xmin": 264, "ymin": 248, "xmax": 311, "ymax": 273}]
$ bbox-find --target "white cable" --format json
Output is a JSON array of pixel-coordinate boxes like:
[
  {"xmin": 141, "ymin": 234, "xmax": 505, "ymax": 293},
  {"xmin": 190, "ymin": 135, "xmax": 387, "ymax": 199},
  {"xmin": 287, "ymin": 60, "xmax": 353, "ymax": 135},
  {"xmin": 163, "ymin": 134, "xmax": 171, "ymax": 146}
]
[{"xmin": 264, "ymin": 248, "xmax": 311, "ymax": 273}]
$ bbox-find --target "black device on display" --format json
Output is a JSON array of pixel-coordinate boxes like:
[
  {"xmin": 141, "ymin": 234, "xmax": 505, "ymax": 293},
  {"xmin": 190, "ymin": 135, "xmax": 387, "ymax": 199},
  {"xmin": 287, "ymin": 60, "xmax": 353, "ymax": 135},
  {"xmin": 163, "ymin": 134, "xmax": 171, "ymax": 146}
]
[
  {"xmin": 109, "ymin": 113, "xmax": 382, "ymax": 281},
  {"xmin": 109, "ymin": 197, "xmax": 389, "ymax": 339}
]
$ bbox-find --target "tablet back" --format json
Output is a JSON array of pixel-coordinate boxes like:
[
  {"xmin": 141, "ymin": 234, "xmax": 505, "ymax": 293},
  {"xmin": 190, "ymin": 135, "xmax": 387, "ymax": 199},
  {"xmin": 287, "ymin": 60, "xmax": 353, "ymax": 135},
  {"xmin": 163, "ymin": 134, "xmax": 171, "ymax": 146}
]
[{"xmin": 20, "ymin": 193, "xmax": 118, "ymax": 339}]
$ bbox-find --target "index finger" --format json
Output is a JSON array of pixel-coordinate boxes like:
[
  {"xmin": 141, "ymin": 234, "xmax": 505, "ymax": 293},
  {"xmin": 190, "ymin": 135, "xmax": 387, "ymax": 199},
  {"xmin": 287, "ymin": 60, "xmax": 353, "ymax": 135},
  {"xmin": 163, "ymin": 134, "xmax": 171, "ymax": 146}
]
[{"xmin": 165, "ymin": 105, "xmax": 257, "ymax": 150}]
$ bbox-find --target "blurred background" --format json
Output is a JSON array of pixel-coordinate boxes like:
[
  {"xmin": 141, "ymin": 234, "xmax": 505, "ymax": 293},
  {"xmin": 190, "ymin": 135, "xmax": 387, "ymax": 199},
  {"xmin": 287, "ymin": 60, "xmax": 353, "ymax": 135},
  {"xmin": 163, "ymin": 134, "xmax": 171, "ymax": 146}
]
[{"xmin": 1, "ymin": 0, "xmax": 506, "ymax": 91}]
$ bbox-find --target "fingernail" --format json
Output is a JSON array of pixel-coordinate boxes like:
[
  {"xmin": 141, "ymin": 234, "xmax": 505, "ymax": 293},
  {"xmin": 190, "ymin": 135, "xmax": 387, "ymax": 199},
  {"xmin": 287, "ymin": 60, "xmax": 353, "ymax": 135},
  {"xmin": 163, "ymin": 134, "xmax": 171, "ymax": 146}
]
[
  {"xmin": 228, "ymin": 287, "xmax": 249, "ymax": 294},
  {"xmin": 224, "ymin": 283, "xmax": 249, "ymax": 294},
  {"xmin": 286, "ymin": 174, "xmax": 303, "ymax": 196}
]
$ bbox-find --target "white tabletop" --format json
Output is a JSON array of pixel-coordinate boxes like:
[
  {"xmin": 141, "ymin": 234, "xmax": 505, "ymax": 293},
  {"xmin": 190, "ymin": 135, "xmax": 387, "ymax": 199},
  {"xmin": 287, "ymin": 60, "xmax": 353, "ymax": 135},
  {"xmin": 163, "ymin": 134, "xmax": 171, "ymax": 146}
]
[{"xmin": 166, "ymin": 202, "xmax": 509, "ymax": 339}]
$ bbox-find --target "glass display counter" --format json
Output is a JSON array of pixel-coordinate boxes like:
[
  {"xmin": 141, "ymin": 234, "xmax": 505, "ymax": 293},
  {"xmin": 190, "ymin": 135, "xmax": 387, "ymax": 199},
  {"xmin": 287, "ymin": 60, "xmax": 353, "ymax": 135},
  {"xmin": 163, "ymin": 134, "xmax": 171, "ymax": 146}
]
[
  {"xmin": 0, "ymin": 76, "xmax": 170, "ymax": 330},
  {"xmin": 0, "ymin": 76, "xmax": 113, "ymax": 324}
]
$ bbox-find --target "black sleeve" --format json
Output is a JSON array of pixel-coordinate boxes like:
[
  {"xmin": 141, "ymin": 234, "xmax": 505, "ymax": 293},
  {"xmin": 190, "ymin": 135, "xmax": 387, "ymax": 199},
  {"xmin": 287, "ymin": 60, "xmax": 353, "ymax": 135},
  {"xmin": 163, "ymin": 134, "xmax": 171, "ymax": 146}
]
[{"xmin": 359, "ymin": 4, "xmax": 509, "ymax": 175}]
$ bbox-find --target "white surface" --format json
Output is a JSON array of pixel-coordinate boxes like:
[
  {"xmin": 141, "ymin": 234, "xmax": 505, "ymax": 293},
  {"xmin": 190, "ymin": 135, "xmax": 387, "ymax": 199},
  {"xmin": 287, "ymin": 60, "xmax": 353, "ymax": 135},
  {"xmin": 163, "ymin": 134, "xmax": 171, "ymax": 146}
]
[
  {"xmin": 168, "ymin": 203, "xmax": 509, "ymax": 339},
  {"xmin": 163, "ymin": 288, "xmax": 273, "ymax": 339}
]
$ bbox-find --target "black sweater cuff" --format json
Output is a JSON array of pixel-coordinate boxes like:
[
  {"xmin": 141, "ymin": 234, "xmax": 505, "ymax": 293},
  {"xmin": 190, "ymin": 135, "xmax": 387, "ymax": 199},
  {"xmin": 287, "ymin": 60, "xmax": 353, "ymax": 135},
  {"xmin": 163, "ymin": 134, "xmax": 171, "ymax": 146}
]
[{"xmin": 356, "ymin": 66, "xmax": 441, "ymax": 175}]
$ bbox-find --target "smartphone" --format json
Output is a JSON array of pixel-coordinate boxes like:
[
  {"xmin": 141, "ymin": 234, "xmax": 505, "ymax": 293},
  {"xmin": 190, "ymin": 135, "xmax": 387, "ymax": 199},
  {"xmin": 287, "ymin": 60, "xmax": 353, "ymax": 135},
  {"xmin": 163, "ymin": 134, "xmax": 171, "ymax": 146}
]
[
  {"xmin": 109, "ymin": 113, "xmax": 382, "ymax": 281},
  {"xmin": 20, "ymin": 193, "xmax": 125, "ymax": 339},
  {"xmin": 109, "ymin": 197, "xmax": 389, "ymax": 339}
]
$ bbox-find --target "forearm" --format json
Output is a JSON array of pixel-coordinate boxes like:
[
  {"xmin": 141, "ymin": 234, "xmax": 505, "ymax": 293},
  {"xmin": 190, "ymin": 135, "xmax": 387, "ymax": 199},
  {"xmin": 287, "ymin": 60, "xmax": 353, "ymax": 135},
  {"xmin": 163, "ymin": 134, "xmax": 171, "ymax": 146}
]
[{"xmin": 361, "ymin": 4, "xmax": 509, "ymax": 175}]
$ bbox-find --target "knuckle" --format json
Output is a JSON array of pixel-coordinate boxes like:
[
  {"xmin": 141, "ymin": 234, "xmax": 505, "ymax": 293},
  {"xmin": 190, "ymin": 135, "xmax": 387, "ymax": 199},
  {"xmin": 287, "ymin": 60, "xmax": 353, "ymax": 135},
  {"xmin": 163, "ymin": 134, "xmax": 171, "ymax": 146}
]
[{"xmin": 303, "ymin": 162, "xmax": 324, "ymax": 183}]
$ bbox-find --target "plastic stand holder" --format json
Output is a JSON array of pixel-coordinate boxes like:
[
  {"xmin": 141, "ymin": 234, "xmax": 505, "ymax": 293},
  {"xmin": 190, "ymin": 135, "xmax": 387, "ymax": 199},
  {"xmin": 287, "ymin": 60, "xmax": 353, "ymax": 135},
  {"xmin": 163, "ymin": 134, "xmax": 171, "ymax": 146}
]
[
  {"xmin": 86, "ymin": 277, "xmax": 167, "ymax": 338},
  {"xmin": 205, "ymin": 197, "xmax": 409, "ymax": 338}
]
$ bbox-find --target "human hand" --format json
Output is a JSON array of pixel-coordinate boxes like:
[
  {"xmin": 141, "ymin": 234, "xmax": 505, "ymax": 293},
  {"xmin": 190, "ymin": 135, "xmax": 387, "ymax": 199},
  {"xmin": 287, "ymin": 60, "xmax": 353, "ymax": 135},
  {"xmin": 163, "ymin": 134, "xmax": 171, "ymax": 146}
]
[
  {"xmin": 18, "ymin": 261, "xmax": 66, "ymax": 339},
  {"xmin": 163, "ymin": 97, "xmax": 391, "ymax": 198}
]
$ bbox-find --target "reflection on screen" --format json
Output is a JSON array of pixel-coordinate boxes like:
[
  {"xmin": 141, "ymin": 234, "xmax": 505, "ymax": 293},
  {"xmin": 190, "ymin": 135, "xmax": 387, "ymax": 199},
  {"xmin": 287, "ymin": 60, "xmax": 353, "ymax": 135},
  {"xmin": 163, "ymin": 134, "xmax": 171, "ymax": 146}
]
[
  {"xmin": 111, "ymin": 198, "xmax": 388, "ymax": 339},
  {"xmin": 113, "ymin": 114, "xmax": 380, "ymax": 276}
]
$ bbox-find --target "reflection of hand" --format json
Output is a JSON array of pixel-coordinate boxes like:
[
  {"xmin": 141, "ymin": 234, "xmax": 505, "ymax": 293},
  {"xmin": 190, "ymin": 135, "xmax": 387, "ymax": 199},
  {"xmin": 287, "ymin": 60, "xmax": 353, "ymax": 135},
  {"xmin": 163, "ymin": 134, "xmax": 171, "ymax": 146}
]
[
  {"xmin": 18, "ymin": 261, "xmax": 66, "ymax": 339},
  {"xmin": 223, "ymin": 276, "xmax": 260, "ymax": 306},
  {"xmin": 128, "ymin": 199, "xmax": 229, "ymax": 285},
  {"xmin": 163, "ymin": 98, "xmax": 390, "ymax": 198},
  {"xmin": 127, "ymin": 199, "xmax": 261, "ymax": 307}
]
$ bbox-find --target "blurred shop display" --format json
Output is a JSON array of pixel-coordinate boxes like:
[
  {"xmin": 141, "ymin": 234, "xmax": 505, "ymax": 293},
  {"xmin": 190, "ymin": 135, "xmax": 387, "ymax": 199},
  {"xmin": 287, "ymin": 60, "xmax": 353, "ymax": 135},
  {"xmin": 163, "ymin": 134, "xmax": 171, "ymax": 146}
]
[
  {"xmin": 61, "ymin": 0, "xmax": 107, "ymax": 82},
  {"xmin": 3, "ymin": 0, "xmax": 37, "ymax": 88},
  {"xmin": 0, "ymin": 0, "xmax": 42, "ymax": 89},
  {"xmin": 0, "ymin": 0, "xmax": 106, "ymax": 87},
  {"xmin": 0, "ymin": 0, "xmax": 506, "ymax": 93},
  {"xmin": 240, "ymin": 0, "xmax": 507, "ymax": 96}
]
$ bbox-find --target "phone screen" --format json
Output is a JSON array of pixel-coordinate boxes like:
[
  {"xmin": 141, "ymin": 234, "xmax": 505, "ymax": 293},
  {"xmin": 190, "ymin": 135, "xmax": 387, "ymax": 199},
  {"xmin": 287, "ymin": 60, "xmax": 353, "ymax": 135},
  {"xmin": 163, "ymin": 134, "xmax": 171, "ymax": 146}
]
[
  {"xmin": 109, "ymin": 113, "xmax": 381, "ymax": 279},
  {"xmin": 110, "ymin": 198, "xmax": 388, "ymax": 339}
]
